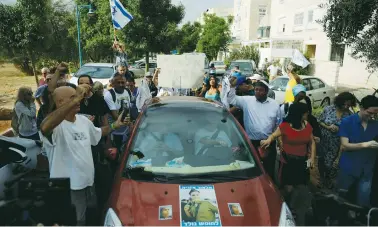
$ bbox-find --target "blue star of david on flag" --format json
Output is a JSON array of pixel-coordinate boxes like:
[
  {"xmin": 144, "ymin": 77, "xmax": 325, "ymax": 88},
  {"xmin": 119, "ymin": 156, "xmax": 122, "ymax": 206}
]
[{"xmin": 109, "ymin": 0, "xmax": 133, "ymax": 30}]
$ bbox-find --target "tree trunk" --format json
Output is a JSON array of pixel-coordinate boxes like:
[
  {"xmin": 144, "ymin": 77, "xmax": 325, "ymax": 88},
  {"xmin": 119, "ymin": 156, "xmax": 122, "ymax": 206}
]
[
  {"xmin": 145, "ymin": 52, "xmax": 150, "ymax": 73},
  {"xmin": 29, "ymin": 51, "xmax": 39, "ymax": 87}
]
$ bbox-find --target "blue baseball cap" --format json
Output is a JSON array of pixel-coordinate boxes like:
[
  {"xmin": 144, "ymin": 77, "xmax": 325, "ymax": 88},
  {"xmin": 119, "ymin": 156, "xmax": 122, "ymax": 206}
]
[
  {"xmin": 236, "ymin": 76, "xmax": 247, "ymax": 87},
  {"xmin": 292, "ymin": 84, "xmax": 307, "ymax": 97}
]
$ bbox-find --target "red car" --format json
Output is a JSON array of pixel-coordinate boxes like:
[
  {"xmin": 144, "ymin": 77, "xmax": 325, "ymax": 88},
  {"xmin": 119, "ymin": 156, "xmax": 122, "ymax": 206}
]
[{"xmin": 104, "ymin": 96, "xmax": 295, "ymax": 226}]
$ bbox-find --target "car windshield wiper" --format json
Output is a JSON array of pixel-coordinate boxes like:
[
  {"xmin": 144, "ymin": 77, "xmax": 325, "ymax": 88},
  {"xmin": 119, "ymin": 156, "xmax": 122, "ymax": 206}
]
[{"xmin": 153, "ymin": 173, "xmax": 251, "ymax": 183}]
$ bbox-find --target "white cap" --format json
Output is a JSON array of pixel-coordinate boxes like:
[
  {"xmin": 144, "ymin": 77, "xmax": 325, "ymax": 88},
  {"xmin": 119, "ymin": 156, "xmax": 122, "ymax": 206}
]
[{"xmin": 249, "ymin": 74, "xmax": 263, "ymax": 80}]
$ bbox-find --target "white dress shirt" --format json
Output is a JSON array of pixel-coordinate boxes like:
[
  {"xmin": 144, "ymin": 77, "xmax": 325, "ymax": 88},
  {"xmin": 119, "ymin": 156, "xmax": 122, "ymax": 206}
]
[{"xmin": 227, "ymin": 88, "xmax": 282, "ymax": 140}]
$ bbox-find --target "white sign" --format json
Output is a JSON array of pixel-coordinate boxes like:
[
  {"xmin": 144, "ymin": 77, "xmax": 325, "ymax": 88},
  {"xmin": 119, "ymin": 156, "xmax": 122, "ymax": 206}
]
[{"xmin": 157, "ymin": 55, "xmax": 206, "ymax": 89}]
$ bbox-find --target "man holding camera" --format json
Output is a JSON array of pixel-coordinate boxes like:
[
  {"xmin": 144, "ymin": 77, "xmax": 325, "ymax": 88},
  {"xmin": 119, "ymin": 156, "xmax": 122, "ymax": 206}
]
[{"xmin": 40, "ymin": 70, "xmax": 130, "ymax": 225}]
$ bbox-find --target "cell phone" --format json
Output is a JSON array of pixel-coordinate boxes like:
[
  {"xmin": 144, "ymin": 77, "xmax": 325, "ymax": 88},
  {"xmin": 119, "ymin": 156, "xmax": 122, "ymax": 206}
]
[{"xmin": 121, "ymin": 102, "xmax": 130, "ymax": 121}]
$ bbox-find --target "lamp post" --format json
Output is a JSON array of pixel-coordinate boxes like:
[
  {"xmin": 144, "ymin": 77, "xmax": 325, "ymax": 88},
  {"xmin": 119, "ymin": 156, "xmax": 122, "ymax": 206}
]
[{"xmin": 76, "ymin": 4, "xmax": 95, "ymax": 67}]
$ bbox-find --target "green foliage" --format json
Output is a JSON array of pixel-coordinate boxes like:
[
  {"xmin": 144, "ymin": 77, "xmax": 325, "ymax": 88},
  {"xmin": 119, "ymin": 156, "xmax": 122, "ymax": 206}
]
[
  {"xmin": 321, "ymin": 0, "xmax": 378, "ymax": 71},
  {"xmin": 0, "ymin": 0, "xmax": 77, "ymax": 77},
  {"xmin": 120, "ymin": 0, "xmax": 184, "ymax": 66},
  {"xmin": 227, "ymin": 45, "xmax": 261, "ymax": 66},
  {"xmin": 197, "ymin": 14, "xmax": 232, "ymax": 61},
  {"xmin": 177, "ymin": 22, "xmax": 201, "ymax": 53}
]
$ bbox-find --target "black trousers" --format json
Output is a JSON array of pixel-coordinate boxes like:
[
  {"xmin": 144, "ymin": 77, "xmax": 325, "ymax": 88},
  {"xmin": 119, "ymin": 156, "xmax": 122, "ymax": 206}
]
[{"xmin": 251, "ymin": 139, "xmax": 277, "ymax": 182}]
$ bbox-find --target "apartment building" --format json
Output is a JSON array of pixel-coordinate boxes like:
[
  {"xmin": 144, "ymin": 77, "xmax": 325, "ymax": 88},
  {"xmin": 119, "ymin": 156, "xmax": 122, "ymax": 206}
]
[{"xmin": 268, "ymin": 0, "xmax": 378, "ymax": 88}]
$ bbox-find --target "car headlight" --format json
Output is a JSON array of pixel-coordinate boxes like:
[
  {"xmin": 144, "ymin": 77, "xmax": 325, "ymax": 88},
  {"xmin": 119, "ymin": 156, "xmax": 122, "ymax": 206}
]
[
  {"xmin": 104, "ymin": 208, "xmax": 122, "ymax": 227},
  {"xmin": 279, "ymin": 202, "xmax": 296, "ymax": 226}
]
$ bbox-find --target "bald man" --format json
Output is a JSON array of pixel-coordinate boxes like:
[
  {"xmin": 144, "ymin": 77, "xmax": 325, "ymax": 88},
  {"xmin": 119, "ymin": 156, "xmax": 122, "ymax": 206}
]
[{"xmin": 40, "ymin": 85, "xmax": 130, "ymax": 226}]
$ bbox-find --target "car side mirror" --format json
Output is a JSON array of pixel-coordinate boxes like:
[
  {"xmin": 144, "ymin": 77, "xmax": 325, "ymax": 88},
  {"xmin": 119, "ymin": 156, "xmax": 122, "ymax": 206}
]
[{"xmin": 0, "ymin": 146, "xmax": 28, "ymax": 166}]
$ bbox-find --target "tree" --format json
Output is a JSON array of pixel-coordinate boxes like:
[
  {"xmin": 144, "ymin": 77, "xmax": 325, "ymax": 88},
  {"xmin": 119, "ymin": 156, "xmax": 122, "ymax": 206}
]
[
  {"xmin": 121, "ymin": 0, "xmax": 184, "ymax": 70},
  {"xmin": 228, "ymin": 45, "xmax": 261, "ymax": 67},
  {"xmin": 0, "ymin": 1, "xmax": 77, "ymax": 78},
  {"xmin": 197, "ymin": 14, "xmax": 232, "ymax": 61},
  {"xmin": 321, "ymin": 0, "xmax": 378, "ymax": 71},
  {"xmin": 72, "ymin": 0, "xmax": 117, "ymax": 63},
  {"xmin": 177, "ymin": 22, "xmax": 201, "ymax": 53}
]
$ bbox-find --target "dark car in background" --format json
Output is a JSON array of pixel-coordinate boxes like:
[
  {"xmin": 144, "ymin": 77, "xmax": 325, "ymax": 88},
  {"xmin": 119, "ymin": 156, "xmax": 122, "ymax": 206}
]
[{"xmin": 227, "ymin": 60, "xmax": 257, "ymax": 77}]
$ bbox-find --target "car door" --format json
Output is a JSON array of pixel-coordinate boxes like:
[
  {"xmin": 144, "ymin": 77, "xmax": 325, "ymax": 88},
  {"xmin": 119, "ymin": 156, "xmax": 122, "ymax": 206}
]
[
  {"xmin": 301, "ymin": 78, "xmax": 314, "ymax": 105},
  {"xmin": 309, "ymin": 78, "xmax": 327, "ymax": 108}
]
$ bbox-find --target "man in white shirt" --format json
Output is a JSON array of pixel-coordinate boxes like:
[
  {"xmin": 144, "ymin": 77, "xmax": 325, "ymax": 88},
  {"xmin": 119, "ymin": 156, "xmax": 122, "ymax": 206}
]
[
  {"xmin": 40, "ymin": 84, "xmax": 129, "ymax": 225},
  {"xmin": 267, "ymin": 62, "xmax": 279, "ymax": 81},
  {"xmin": 104, "ymin": 72, "xmax": 132, "ymax": 152},
  {"xmin": 227, "ymin": 79, "xmax": 281, "ymax": 180}
]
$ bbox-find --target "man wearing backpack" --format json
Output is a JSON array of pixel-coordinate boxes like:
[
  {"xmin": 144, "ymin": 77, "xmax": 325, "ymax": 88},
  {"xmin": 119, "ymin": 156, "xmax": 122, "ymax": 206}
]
[{"xmin": 104, "ymin": 72, "xmax": 132, "ymax": 154}]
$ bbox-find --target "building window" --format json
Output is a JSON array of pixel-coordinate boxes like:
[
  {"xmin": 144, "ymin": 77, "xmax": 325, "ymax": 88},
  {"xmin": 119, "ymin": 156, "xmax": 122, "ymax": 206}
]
[
  {"xmin": 294, "ymin": 13, "xmax": 304, "ymax": 26},
  {"xmin": 308, "ymin": 10, "xmax": 314, "ymax": 23},
  {"xmin": 278, "ymin": 17, "xmax": 286, "ymax": 33},
  {"xmin": 330, "ymin": 44, "xmax": 345, "ymax": 66}
]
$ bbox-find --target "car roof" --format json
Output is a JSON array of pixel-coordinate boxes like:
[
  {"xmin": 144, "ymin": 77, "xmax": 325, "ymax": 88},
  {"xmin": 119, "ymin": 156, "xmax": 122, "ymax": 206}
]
[
  {"xmin": 82, "ymin": 63, "xmax": 115, "ymax": 67},
  {"xmin": 146, "ymin": 96, "xmax": 224, "ymax": 109},
  {"xmin": 231, "ymin": 60, "xmax": 253, "ymax": 63},
  {"xmin": 275, "ymin": 75, "xmax": 320, "ymax": 79}
]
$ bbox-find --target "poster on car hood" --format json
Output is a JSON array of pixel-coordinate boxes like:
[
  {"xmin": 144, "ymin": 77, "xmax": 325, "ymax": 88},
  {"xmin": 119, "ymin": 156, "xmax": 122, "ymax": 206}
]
[
  {"xmin": 179, "ymin": 185, "xmax": 222, "ymax": 227},
  {"xmin": 157, "ymin": 54, "xmax": 205, "ymax": 89}
]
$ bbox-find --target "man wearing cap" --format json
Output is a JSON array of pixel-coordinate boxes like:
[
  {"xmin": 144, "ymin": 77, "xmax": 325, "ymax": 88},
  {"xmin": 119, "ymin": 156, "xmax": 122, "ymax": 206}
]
[
  {"xmin": 248, "ymin": 74, "xmax": 275, "ymax": 99},
  {"xmin": 227, "ymin": 78, "xmax": 282, "ymax": 180},
  {"xmin": 145, "ymin": 72, "xmax": 158, "ymax": 97}
]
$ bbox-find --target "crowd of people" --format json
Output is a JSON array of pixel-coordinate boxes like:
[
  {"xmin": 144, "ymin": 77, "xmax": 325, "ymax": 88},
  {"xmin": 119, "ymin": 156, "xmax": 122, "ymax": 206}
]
[{"xmin": 9, "ymin": 54, "xmax": 378, "ymax": 225}]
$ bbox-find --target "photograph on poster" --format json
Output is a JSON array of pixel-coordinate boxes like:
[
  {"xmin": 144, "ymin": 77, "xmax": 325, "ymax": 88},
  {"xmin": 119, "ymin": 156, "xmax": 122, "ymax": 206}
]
[
  {"xmin": 159, "ymin": 205, "xmax": 173, "ymax": 220},
  {"xmin": 179, "ymin": 185, "xmax": 222, "ymax": 227},
  {"xmin": 228, "ymin": 203, "xmax": 244, "ymax": 216}
]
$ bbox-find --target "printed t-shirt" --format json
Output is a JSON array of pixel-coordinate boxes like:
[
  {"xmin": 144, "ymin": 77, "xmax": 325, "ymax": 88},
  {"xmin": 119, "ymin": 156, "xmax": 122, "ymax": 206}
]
[{"xmin": 40, "ymin": 115, "xmax": 102, "ymax": 190}]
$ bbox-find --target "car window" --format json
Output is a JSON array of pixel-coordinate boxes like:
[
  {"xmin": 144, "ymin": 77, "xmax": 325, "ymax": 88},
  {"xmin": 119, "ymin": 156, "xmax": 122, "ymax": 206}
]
[
  {"xmin": 149, "ymin": 63, "xmax": 157, "ymax": 68},
  {"xmin": 302, "ymin": 79, "xmax": 312, "ymax": 91},
  {"xmin": 75, "ymin": 66, "xmax": 114, "ymax": 79},
  {"xmin": 230, "ymin": 62, "xmax": 253, "ymax": 71},
  {"xmin": 269, "ymin": 77, "xmax": 289, "ymax": 91},
  {"xmin": 139, "ymin": 63, "xmax": 146, "ymax": 68},
  {"xmin": 125, "ymin": 103, "xmax": 258, "ymax": 178},
  {"xmin": 213, "ymin": 62, "xmax": 224, "ymax": 65},
  {"xmin": 310, "ymin": 79, "xmax": 325, "ymax": 89}
]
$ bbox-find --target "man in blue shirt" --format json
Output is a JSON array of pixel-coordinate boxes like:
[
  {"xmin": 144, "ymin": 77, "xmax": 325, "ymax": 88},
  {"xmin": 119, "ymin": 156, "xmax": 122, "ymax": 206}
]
[{"xmin": 337, "ymin": 95, "xmax": 378, "ymax": 207}]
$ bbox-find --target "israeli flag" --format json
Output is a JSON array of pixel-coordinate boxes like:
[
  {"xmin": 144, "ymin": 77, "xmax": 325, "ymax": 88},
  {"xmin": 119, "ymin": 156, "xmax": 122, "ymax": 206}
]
[{"xmin": 109, "ymin": 0, "xmax": 133, "ymax": 30}]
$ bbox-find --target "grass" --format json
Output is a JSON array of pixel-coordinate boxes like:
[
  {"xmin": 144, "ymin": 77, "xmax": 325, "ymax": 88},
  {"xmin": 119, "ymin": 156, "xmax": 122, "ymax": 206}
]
[{"xmin": 0, "ymin": 63, "xmax": 38, "ymax": 132}]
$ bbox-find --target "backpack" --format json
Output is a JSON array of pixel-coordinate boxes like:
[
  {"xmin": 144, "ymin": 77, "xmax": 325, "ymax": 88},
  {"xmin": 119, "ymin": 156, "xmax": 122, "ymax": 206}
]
[
  {"xmin": 11, "ymin": 108, "xmax": 19, "ymax": 135},
  {"xmin": 109, "ymin": 88, "xmax": 132, "ymax": 103}
]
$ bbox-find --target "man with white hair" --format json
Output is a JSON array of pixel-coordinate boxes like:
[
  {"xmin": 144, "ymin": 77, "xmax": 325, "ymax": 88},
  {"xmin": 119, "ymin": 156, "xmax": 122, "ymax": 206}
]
[{"xmin": 39, "ymin": 67, "xmax": 50, "ymax": 87}]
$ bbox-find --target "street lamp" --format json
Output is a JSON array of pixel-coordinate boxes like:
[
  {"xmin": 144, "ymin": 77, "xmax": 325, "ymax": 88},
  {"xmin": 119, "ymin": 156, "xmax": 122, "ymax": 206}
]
[{"xmin": 76, "ymin": 3, "xmax": 95, "ymax": 67}]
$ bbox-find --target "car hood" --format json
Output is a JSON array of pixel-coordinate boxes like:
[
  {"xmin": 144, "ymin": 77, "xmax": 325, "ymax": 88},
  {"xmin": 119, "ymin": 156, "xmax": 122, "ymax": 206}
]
[
  {"xmin": 109, "ymin": 175, "xmax": 283, "ymax": 226},
  {"xmin": 69, "ymin": 76, "xmax": 110, "ymax": 86}
]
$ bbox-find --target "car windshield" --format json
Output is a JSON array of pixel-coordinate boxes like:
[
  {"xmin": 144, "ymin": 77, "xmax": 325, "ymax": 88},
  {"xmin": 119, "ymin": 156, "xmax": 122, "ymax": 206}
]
[
  {"xmin": 230, "ymin": 62, "xmax": 252, "ymax": 71},
  {"xmin": 213, "ymin": 62, "xmax": 224, "ymax": 66},
  {"xmin": 270, "ymin": 77, "xmax": 289, "ymax": 91},
  {"xmin": 124, "ymin": 101, "xmax": 260, "ymax": 181},
  {"xmin": 75, "ymin": 66, "xmax": 114, "ymax": 79}
]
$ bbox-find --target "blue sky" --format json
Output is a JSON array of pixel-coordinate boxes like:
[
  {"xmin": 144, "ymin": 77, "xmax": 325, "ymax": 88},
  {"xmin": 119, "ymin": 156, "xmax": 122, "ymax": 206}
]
[{"xmin": 1, "ymin": 0, "xmax": 233, "ymax": 23}]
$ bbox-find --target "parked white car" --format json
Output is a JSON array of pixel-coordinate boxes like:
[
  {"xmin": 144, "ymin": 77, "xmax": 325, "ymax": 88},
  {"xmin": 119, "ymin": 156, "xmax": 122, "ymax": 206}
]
[
  {"xmin": 210, "ymin": 61, "xmax": 227, "ymax": 75},
  {"xmin": 128, "ymin": 61, "xmax": 156, "ymax": 78},
  {"xmin": 69, "ymin": 63, "xmax": 116, "ymax": 86},
  {"xmin": 270, "ymin": 75, "xmax": 336, "ymax": 107}
]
